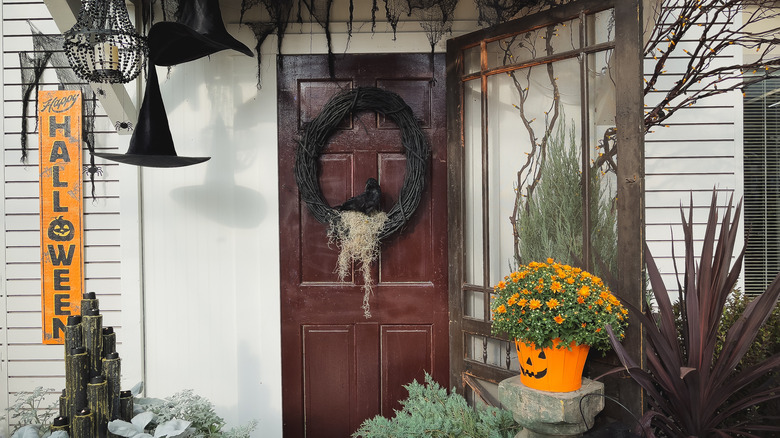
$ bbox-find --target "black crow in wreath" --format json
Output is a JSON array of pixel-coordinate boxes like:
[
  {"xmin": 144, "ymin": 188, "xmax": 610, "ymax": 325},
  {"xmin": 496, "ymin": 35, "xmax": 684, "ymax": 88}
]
[{"xmin": 336, "ymin": 178, "xmax": 381, "ymax": 215}]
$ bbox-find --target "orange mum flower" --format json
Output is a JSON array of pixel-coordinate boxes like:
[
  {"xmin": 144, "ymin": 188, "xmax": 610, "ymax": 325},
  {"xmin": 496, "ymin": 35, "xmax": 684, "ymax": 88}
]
[
  {"xmin": 496, "ymin": 304, "xmax": 507, "ymax": 314},
  {"xmin": 546, "ymin": 298, "xmax": 560, "ymax": 309},
  {"xmin": 547, "ymin": 258, "xmax": 554, "ymax": 264},
  {"xmin": 529, "ymin": 299, "xmax": 542, "ymax": 310},
  {"xmin": 578, "ymin": 286, "xmax": 591, "ymax": 297},
  {"xmin": 518, "ymin": 298, "xmax": 528, "ymax": 307},
  {"xmin": 554, "ymin": 314, "xmax": 565, "ymax": 324},
  {"xmin": 496, "ymin": 281, "xmax": 507, "ymax": 290},
  {"xmin": 550, "ymin": 281, "xmax": 562, "ymax": 292},
  {"xmin": 577, "ymin": 296, "xmax": 585, "ymax": 304}
]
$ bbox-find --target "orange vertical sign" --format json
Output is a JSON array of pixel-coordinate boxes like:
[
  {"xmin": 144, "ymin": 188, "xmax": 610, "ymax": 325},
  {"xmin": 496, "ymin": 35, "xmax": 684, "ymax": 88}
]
[{"xmin": 39, "ymin": 90, "xmax": 83, "ymax": 344}]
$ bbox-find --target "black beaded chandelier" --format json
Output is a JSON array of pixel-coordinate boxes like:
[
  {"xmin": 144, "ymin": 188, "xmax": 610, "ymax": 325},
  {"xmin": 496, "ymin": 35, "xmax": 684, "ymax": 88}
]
[{"xmin": 63, "ymin": 0, "xmax": 147, "ymax": 84}]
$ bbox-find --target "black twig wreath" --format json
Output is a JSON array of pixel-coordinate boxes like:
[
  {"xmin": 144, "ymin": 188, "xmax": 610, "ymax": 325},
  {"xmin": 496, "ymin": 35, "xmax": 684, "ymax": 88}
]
[{"xmin": 294, "ymin": 86, "xmax": 429, "ymax": 240}]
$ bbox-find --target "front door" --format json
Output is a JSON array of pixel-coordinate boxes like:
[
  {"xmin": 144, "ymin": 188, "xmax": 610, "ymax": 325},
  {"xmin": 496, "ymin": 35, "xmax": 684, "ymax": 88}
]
[{"xmin": 278, "ymin": 53, "xmax": 448, "ymax": 437}]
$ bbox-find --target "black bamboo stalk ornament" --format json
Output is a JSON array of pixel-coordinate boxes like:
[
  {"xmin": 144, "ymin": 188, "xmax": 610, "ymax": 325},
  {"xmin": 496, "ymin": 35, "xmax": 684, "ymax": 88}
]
[
  {"xmin": 81, "ymin": 292, "xmax": 99, "ymax": 314},
  {"xmin": 83, "ymin": 308, "xmax": 103, "ymax": 376},
  {"xmin": 73, "ymin": 408, "xmax": 94, "ymax": 438},
  {"xmin": 68, "ymin": 346, "xmax": 89, "ymax": 425},
  {"xmin": 59, "ymin": 388, "xmax": 67, "ymax": 418},
  {"xmin": 88, "ymin": 376, "xmax": 108, "ymax": 438},
  {"xmin": 103, "ymin": 352, "xmax": 121, "ymax": 421},
  {"xmin": 64, "ymin": 294, "xmax": 135, "ymax": 438},
  {"xmin": 102, "ymin": 327, "xmax": 116, "ymax": 357},
  {"xmin": 52, "ymin": 416, "xmax": 69, "ymax": 433},
  {"xmin": 119, "ymin": 390, "xmax": 133, "ymax": 422},
  {"xmin": 66, "ymin": 315, "xmax": 83, "ymax": 359}
]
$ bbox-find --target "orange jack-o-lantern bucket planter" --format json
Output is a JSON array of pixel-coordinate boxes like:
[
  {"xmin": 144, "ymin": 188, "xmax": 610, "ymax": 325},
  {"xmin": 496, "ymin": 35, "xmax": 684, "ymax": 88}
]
[{"xmin": 515, "ymin": 339, "xmax": 590, "ymax": 392}]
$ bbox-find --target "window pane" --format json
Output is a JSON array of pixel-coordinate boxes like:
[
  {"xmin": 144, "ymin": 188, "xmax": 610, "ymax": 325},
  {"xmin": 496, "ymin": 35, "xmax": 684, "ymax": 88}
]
[
  {"xmin": 488, "ymin": 58, "xmax": 583, "ymax": 281},
  {"xmin": 464, "ymin": 45, "xmax": 481, "ymax": 75},
  {"xmin": 588, "ymin": 49, "xmax": 618, "ymax": 282},
  {"xmin": 463, "ymin": 290, "xmax": 485, "ymax": 320},
  {"xmin": 586, "ymin": 8, "xmax": 615, "ymax": 45},
  {"xmin": 464, "ymin": 79, "xmax": 484, "ymax": 285},
  {"xmin": 486, "ymin": 18, "xmax": 581, "ymax": 70}
]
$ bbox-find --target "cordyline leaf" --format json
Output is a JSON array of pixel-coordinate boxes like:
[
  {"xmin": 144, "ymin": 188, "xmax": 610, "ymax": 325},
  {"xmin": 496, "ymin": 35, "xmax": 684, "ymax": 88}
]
[
  {"xmin": 608, "ymin": 190, "xmax": 780, "ymax": 436},
  {"xmin": 644, "ymin": 245, "xmax": 681, "ymax": 362}
]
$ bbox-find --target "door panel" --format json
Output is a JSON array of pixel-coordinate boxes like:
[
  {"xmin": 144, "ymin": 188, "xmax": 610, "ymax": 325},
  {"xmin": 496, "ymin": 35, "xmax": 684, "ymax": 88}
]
[{"xmin": 278, "ymin": 53, "xmax": 447, "ymax": 437}]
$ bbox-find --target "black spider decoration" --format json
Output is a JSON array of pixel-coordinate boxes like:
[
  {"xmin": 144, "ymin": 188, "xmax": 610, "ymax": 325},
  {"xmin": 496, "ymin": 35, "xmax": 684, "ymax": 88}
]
[
  {"xmin": 84, "ymin": 165, "xmax": 103, "ymax": 177},
  {"xmin": 115, "ymin": 120, "xmax": 134, "ymax": 132}
]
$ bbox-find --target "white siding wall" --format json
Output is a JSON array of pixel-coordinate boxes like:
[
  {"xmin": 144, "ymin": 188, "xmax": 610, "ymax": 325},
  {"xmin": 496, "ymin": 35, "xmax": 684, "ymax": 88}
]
[
  {"xmin": 643, "ymin": 6, "xmax": 744, "ymax": 294},
  {"xmin": 1, "ymin": 0, "xmax": 132, "ymax": 432}
]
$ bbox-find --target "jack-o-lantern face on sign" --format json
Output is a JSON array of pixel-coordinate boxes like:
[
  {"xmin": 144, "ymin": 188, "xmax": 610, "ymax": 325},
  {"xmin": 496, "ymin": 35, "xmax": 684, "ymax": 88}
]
[
  {"xmin": 521, "ymin": 349, "xmax": 548, "ymax": 379},
  {"xmin": 47, "ymin": 216, "xmax": 74, "ymax": 241}
]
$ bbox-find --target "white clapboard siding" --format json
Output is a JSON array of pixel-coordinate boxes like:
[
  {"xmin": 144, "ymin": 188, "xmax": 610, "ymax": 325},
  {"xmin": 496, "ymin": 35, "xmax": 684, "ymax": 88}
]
[
  {"xmin": 2, "ymin": 0, "xmax": 125, "ymax": 434},
  {"xmin": 643, "ymin": 2, "xmax": 744, "ymax": 298}
]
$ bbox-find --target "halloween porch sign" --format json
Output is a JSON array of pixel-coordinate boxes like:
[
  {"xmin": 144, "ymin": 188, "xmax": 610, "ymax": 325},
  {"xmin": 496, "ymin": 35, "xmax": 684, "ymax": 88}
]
[
  {"xmin": 295, "ymin": 87, "xmax": 430, "ymax": 318},
  {"xmin": 39, "ymin": 90, "xmax": 84, "ymax": 344}
]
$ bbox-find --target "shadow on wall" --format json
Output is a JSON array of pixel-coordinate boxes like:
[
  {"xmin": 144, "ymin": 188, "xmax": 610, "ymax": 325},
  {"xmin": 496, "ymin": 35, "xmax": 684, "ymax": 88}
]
[{"xmin": 169, "ymin": 115, "xmax": 266, "ymax": 228}]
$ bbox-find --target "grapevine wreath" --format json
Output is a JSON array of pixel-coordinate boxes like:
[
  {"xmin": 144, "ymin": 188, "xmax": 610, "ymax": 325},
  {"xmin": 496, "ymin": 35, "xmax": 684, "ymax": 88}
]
[
  {"xmin": 294, "ymin": 86, "xmax": 430, "ymax": 318},
  {"xmin": 294, "ymin": 86, "xmax": 429, "ymax": 241}
]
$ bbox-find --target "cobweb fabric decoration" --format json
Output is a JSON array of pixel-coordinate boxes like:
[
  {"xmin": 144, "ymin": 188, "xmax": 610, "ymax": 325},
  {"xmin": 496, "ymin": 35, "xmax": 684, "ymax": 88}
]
[
  {"xmin": 302, "ymin": 0, "xmax": 336, "ymax": 77},
  {"xmin": 242, "ymin": 0, "xmax": 294, "ymax": 88},
  {"xmin": 410, "ymin": 0, "xmax": 457, "ymax": 60},
  {"xmin": 18, "ymin": 51, "xmax": 52, "ymax": 163},
  {"xmin": 475, "ymin": 0, "xmax": 570, "ymax": 26},
  {"xmin": 20, "ymin": 22, "xmax": 103, "ymax": 195},
  {"xmin": 384, "ymin": 0, "xmax": 407, "ymax": 40}
]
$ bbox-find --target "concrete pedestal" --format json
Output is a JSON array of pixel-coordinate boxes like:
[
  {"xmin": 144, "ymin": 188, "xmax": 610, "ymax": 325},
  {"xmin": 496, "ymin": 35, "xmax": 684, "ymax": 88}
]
[{"xmin": 498, "ymin": 376, "xmax": 604, "ymax": 438}]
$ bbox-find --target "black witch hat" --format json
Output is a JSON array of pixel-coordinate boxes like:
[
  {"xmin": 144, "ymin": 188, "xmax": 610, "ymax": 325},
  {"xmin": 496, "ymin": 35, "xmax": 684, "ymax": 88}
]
[
  {"xmin": 96, "ymin": 66, "xmax": 210, "ymax": 167},
  {"xmin": 148, "ymin": 0, "xmax": 253, "ymax": 66}
]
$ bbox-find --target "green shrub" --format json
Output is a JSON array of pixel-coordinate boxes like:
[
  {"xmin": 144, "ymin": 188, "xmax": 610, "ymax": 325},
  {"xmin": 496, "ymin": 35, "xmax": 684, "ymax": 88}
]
[
  {"xmin": 717, "ymin": 290, "xmax": 780, "ymax": 431},
  {"xmin": 352, "ymin": 373, "xmax": 519, "ymax": 438}
]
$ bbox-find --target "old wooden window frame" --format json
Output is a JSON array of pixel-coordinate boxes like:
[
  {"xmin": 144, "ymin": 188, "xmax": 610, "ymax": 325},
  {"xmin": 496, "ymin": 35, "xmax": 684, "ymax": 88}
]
[{"xmin": 446, "ymin": 0, "xmax": 644, "ymax": 414}]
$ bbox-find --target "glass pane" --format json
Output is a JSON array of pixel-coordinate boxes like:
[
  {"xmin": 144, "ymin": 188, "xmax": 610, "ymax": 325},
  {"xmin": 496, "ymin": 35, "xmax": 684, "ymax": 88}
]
[
  {"xmin": 487, "ymin": 57, "xmax": 583, "ymax": 284},
  {"xmin": 588, "ymin": 50, "xmax": 618, "ymax": 282},
  {"xmin": 485, "ymin": 337, "xmax": 509, "ymax": 368},
  {"xmin": 465, "ymin": 333, "xmax": 486, "ymax": 362},
  {"xmin": 486, "ymin": 18, "xmax": 580, "ymax": 69},
  {"xmin": 464, "ymin": 79, "xmax": 484, "ymax": 285},
  {"xmin": 587, "ymin": 9, "xmax": 615, "ymax": 46},
  {"xmin": 464, "ymin": 45, "xmax": 481, "ymax": 75},
  {"xmin": 464, "ymin": 290, "xmax": 485, "ymax": 320}
]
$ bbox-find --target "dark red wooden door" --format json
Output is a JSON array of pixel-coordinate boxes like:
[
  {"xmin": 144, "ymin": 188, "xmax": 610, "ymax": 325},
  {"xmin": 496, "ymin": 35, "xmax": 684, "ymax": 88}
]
[{"xmin": 277, "ymin": 53, "xmax": 448, "ymax": 437}]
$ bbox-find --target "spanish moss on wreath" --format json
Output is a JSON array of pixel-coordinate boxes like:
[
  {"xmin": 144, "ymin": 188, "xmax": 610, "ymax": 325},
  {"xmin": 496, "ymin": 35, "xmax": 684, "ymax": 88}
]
[{"xmin": 294, "ymin": 86, "xmax": 429, "ymax": 241}]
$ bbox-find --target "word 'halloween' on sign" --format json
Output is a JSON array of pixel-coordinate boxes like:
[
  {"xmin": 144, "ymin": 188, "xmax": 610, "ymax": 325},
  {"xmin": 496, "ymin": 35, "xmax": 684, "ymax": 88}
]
[{"xmin": 39, "ymin": 90, "xmax": 83, "ymax": 344}]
